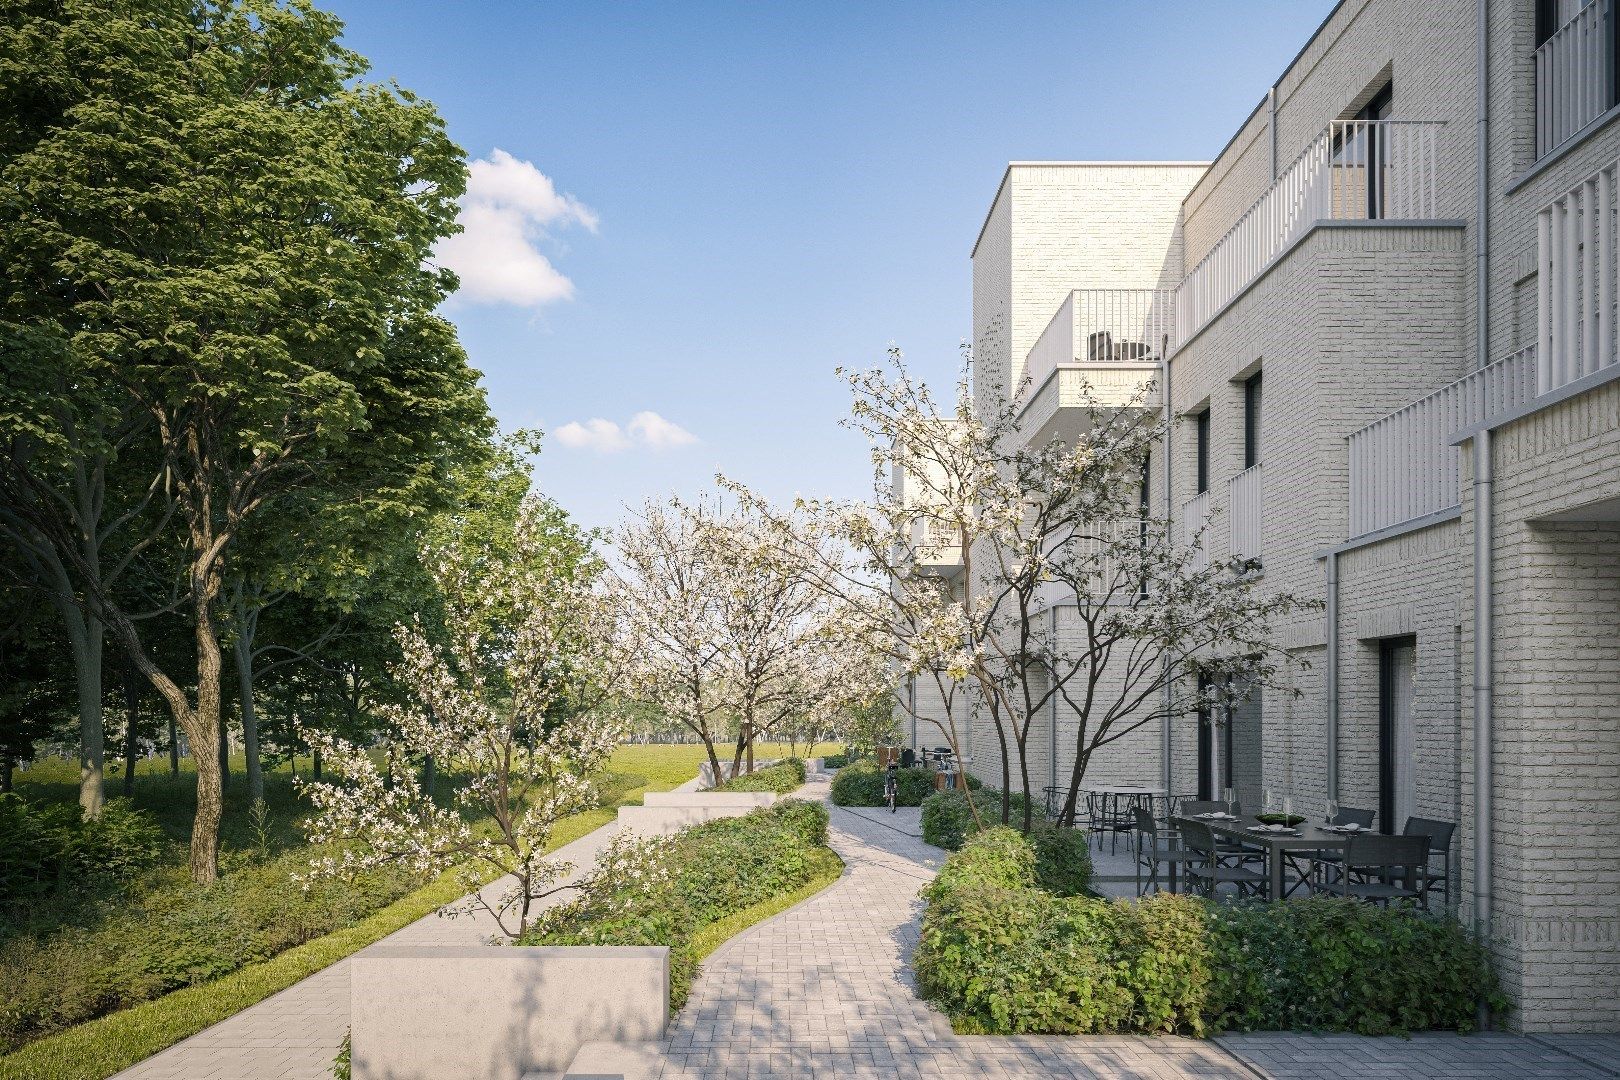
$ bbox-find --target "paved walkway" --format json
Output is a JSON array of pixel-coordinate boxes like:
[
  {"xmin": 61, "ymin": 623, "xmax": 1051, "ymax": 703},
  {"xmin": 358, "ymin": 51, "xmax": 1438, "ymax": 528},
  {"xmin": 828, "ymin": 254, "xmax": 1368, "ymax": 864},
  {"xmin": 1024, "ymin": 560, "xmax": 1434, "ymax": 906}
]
[
  {"xmin": 651, "ymin": 777, "xmax": 1618, "ymax": 1079},
  {"xmin": 113, "ymin": 815, "xmax": 628, "ymax": 1080}
]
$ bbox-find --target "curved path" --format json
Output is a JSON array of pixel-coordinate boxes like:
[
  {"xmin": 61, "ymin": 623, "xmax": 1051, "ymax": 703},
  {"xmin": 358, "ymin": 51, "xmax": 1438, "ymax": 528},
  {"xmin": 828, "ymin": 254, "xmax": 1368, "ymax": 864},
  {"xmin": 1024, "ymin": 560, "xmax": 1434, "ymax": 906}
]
[{"xmin": 652, "ymin": 777, "xmax": 1613, "ymax": 1080}]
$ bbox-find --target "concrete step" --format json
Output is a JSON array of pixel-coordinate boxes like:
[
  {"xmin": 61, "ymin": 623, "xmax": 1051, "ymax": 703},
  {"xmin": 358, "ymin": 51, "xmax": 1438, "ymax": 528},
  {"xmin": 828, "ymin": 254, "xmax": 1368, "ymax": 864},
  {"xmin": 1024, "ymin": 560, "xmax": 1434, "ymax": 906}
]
[{"xmin": 556, "ymin": 1041, "xmax": 666, "ymax": 1080}]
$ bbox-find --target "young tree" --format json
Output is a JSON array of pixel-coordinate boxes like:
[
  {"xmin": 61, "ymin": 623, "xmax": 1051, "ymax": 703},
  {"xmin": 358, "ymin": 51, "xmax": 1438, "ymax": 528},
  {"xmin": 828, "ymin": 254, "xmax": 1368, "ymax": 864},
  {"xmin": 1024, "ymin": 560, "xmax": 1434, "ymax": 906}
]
[
  {"xmin": 299, "ymin": 496, "xmax": 622, "ymax": 940},
  {"xmin": 0, "ymin": 1, "xmax": 487, "ymax": 880}
]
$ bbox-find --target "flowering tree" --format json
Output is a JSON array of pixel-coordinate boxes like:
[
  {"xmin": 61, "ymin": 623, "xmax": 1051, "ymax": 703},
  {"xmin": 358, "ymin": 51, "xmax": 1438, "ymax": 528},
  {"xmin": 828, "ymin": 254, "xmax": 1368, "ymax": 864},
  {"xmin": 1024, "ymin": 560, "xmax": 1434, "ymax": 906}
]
[
  {"xmin": 734, "ymin": 344, "xmax": 1313, "ymax": 831},
  {"xmin": 297, "ymin": 495, "xmax": 621, "ymax": 940}
]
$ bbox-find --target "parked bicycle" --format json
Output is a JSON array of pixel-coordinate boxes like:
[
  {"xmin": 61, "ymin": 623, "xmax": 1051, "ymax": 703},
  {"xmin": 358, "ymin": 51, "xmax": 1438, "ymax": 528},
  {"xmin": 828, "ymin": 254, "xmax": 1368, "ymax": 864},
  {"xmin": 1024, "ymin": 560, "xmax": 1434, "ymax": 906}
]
[{"xmin": 884, "ymin": 762, "xmax": 900, "ymax": 813}]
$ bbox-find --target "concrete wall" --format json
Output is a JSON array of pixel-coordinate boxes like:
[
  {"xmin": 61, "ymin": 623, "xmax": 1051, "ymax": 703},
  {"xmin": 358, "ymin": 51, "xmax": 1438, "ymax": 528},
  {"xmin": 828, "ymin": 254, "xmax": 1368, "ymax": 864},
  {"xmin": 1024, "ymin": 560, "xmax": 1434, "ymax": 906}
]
[
  {"xmin": 642, "ymin": 791, "xmax": 776, "ymax": 808},
  {"xmin": 351, "ymin": 945, "xmax": 669, "ymax": 1080},
  {"xmin": 617, "ymin": 798, "xmax": 777, "ymax": 838}
]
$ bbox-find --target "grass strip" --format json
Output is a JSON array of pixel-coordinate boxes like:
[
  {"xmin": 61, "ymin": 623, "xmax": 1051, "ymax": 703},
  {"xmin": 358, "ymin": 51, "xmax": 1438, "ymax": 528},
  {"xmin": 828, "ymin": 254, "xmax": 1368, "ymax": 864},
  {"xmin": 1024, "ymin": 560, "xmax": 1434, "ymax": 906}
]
[
  {"xmin": 686, "ymin": 846, "xmax": 844, "ymax": 964},
  {"xmin": 0, "ymin": 806, "xmax": 617, "ymax": 1080}
]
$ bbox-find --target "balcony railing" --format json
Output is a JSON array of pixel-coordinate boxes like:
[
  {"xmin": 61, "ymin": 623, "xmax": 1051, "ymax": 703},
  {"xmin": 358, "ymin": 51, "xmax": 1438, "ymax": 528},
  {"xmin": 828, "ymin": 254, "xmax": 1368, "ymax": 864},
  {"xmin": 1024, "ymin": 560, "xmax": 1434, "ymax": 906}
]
[
  {"xmin": 1228, "ymin": 464, "xmax": 1263, "ymax": 564},
  {"xmin": 1536, "ymin": 0, "xmax": 1615, "ymax": 160},
  {"xmin": 1023, "ymin": 288, "xmax": 1176, "ymax": 394},
  {"xmin": 1346, "ymin": 347, "xmax": 1539, "ymax": 540},
  {"xmin": 1539, "ymin": 157, "xmax": 1620, "ymax": 393},
  {"xmin": 1177, "ymin": 119, "xmax": 1445, "ymax": 342},
  {"xmin": 1179, "ymin": 490, "xmax": 1210, "ymax": 571}
]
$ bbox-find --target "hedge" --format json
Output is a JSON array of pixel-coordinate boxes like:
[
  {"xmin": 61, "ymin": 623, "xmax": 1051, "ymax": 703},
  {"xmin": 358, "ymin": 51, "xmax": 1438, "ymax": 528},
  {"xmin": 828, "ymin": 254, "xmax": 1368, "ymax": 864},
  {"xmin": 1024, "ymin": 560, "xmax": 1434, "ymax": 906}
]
[
  {"xmin": 718, "ymin": 757, "xmax": 806, "ymax": 794},
  {"xmin": 919, "ymin": 788, "xmax": 1025, "ymax": 850},
  {"xmin": 915, "ymin": 826, "xmax": 1502, "ymax": 1037},
  {"xmin": 830, "ymin": 759, "xmax": 975, "ymax": 807},
  {"xmin": 520, "ymin": 799, "xmax": 833, "ymax": 1008}
]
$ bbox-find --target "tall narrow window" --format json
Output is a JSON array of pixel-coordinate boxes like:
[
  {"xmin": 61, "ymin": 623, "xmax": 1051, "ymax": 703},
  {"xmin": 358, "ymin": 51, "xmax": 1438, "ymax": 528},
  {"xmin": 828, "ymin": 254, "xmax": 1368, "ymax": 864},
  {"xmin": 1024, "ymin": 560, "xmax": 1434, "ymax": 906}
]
[
  {"xmin": 1332, "ymin": 82, "xmax": 1394, "ymax": 218},
  {"xmin": 1243, "ymin": 372, "xmax": 1262, "ymax": 470},
  {"xmin": 1195, "ymin": 410, "xmax": 1210, "ymax": 494}
]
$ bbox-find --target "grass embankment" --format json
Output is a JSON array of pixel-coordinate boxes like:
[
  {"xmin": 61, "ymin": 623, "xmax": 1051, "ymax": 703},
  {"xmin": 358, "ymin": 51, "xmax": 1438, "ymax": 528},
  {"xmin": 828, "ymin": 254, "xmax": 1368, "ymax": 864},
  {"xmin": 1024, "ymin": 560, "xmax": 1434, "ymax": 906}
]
[{"xmin": 0, "ymin": 743, "xmax": 836, "ymax": 1080}]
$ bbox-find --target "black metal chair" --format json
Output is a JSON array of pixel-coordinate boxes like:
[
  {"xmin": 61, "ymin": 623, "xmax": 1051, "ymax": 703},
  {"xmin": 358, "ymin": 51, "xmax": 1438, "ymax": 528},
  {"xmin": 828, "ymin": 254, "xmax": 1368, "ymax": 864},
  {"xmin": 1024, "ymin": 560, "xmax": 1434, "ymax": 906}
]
[
  {"xmin": 1085, "ymin": 791, "xmax": 1135, "ymax": 854},
  {"xmin": 1181, "ymin": 819, "xmax": 1267, "ymax": 899},
  {"xmin": 1308, "ymin": 804, "xmax": 1377, "ymax": 880},
  {"xmin": 1402, "ymin": 816, "xmax": 1456, "ymax": 907},
  {"xmin": 1332, "ymin": 833, "xmax": 1430, "ymax": 908},
  {"xmin": 1133, "ymin": 806, "xmax": 1201, "ymax": 895}
]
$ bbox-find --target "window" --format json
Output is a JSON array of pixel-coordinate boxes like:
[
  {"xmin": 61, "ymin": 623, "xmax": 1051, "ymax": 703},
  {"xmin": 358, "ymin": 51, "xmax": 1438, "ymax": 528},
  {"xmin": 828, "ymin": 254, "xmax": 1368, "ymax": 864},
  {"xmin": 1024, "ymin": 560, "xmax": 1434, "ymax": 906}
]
[
  {"xmin": 1243, "ymin": 372, "xmax": 1262, "ymax": 469},
  {"xmin": 1195, "ymin": 410, "xmax": 1210, "ymax": 494},
  {"xmin": 1332, "ymin": 82, "xmax": 1394, "ymax": 218}
]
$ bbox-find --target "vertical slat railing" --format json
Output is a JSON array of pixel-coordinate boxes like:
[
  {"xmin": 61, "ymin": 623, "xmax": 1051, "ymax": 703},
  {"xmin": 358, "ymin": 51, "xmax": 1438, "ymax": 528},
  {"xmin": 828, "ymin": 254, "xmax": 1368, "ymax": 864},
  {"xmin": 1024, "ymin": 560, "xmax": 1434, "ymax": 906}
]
[
  {"xmin": 1180, "ymin": 490, "xmax": 1211, "ymax": 571},
  {"xmin": 1177, "ymin": 120, "xmax": 1444, "ymax": 343},
  {"xmin": 1536, "ymin": 0, "xmax": 1614, "ymax": 160},
  {"xmin": 1345, "ymin": 346, "xmax": 1540, "ymax": 539},
  {"xmin": 1023, "ymin": 289, "xmax": 1177, "ymax": 396},
  {"xmin": 1538, "ymin": 158, "xmax": 1619, "ymax": 393},
  {"xmin": 1228, "ymin": 464, "xmax": 1263, "ymax": 564}
]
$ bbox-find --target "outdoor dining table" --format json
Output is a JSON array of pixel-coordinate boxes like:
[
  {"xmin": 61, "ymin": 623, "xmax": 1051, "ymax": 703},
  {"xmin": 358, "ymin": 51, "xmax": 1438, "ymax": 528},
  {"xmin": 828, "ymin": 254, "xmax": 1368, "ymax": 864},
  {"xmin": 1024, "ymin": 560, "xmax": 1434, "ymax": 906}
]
[{"xmin": 1172, "ymin": 812, "xmax": 1356, "ymax": 900}]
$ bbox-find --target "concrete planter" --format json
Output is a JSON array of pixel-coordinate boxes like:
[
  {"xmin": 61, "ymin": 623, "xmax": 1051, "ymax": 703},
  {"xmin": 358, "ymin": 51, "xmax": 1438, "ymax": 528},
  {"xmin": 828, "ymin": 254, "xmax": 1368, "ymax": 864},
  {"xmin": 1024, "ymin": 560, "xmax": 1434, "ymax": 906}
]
[
  {"xmin": 696, "ymin": 758, "xmax": 781, "ymax": 788},
  {"xmin": 616, "ymin": 797, "xmax": 776, "ymax": 837},
  {"xmin": 641, "ymin": 790, "xmax": 776, "ymax": 808},
  {"xmin": 350, "ymin": 945, "xmax": 668, "ymax": 1080}
]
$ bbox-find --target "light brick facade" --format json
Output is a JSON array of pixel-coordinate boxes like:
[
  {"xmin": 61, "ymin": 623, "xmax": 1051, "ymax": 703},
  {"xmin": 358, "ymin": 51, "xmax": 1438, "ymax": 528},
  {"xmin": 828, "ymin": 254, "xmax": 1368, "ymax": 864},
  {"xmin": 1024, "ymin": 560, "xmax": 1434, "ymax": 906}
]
[{"xmin": 933, "ymin": 0, "xmax": 1620, "ymax": 1034}]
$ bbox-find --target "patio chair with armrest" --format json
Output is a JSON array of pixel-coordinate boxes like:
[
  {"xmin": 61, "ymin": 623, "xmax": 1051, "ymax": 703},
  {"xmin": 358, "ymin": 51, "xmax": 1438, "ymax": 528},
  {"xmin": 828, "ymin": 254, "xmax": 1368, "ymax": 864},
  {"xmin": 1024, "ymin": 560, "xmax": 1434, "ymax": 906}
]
[
  {"xmin": 1085, "ymin": 791, "xmax": 1136, "ymax": 855},
  {"xmin": 1332, "ymin": 833, "xmax": 1430, "ymax": 908},
  {"xmin": 1133, "ymin": 806, "xmax": 1201, "ymax": 895},
  {"xmin": 1402, "ymin": 816, "xmax": 1456, "ymax": 907},
  {"xmin": 1180, "ymin": 819, "xmax": 1268, "ymax": 899},
  {"xmin": 1307, "ymin": 805, "xmax": 1377, "ymax": 885},
  {"xmin": 1177, "ymin": 800, "xmax": 1260, "ymax": 861}
]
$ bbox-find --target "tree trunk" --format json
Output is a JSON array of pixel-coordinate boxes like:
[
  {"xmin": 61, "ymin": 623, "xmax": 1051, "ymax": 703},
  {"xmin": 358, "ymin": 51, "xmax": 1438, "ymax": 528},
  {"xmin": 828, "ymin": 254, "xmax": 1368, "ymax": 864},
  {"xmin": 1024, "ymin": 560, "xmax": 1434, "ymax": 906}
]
[
  {"xmin": 57, "ymin": 595, "xmax": 105, "ymax": 819},
  {"xmin": 168, "ymin": 711, "xmax": 180, "ymax": 776},
  {"xmin": 187, "ymin": 589, "xmax": 226, "ymax": 883},
  {"xmin": 313, "ymin": 745, "xmax": 322, "ymax": 781},
  {"xmin": 234, "ymin": 631, "xmax": 263, "ymax": 803},
  {"xmin": 422, "ymin": 754, "xmax": 436, "ymax": 800}
]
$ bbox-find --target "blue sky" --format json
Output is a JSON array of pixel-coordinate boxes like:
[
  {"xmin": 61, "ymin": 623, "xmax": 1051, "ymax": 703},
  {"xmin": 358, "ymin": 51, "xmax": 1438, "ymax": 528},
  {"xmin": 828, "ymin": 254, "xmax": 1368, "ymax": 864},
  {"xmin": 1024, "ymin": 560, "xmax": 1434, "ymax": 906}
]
[{"xmin": 326, "ymin": 0, "xmax": 1337, "ymax": 534}]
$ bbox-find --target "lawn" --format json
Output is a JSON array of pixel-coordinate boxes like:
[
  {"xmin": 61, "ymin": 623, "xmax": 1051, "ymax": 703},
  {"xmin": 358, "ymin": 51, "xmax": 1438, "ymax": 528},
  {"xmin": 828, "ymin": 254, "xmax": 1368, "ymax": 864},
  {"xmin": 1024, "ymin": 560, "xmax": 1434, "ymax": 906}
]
[{"xmin": 0, "ymin": 741, "xmax": 839, "ymax": 1080}]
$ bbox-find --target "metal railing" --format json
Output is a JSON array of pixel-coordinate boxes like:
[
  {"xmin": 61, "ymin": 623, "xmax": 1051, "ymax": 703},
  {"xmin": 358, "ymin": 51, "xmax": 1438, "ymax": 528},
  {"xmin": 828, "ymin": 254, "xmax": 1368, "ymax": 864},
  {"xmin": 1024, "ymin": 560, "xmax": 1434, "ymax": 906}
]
[
  {"xmin": 1179, "ymin": 490, "xmax": 1210, "ymax": 571},
  {"xmin": 1177, "ymin": 119, "xmax": 1445, "ymax": 342},
  {"xmin": 1538, "ymin": 157, "xmax": 1620, "ymax": 393},
  {"xmin": 1346, "ymin": 347, "xmax": 1539, "ymax": 540},
  {"xmin": 1536, "ymin": 0, "xmax": 1615, "ymax": 159},
  {"xmin": 1228, "ymin": 464, "xmax": 1263, "ymax": 564},
  {"xmin": 1023, "ymin": 288, "xmax": 1176, "ymax": 395}
]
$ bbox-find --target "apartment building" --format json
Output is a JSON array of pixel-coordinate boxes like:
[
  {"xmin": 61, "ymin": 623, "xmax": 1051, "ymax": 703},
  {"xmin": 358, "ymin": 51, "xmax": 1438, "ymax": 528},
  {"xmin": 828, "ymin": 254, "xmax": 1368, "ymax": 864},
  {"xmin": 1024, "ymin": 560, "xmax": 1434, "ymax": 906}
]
[{"xmin": 910, "ymin": 0, "xmax": 1620, "ymax": 1031}]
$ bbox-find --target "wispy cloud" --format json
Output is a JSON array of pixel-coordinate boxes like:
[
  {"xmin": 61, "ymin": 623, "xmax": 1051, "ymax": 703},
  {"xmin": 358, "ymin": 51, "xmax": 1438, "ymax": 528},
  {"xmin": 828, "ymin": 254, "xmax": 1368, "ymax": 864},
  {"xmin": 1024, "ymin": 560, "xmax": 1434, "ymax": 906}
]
[
  {"xmin": 436, "ymin": 149, "xmax": 597, "ymax": 307},
  {"xmin": 554, "ymin": 411, "xmax": 698, "ymax": 454}
]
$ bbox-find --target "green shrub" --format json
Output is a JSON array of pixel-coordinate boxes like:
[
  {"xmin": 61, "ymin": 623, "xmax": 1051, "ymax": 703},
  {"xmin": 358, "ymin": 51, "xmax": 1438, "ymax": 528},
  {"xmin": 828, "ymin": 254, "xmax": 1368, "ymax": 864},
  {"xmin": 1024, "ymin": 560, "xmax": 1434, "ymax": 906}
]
[
  {"xmin": 829, "ymin": 760, "xmax": 935, "ymax": 807},
  {"xmin": 1204, "ymin": 897, "xmax": 1505, "ymax": 1034},
  {"xmin": 821, "ymin": 753, "xmax": 849, "ymax": 769},
  {"xmin": 915, "ymin": 829, "xmax": 1501, "ymax": 1037},
  {"xmin": 1028, "ymin": 823, "xmax": 1091, "ymax": 897},
  {"xmin": 520, "ymin": 798, "xmax": 832, "ymax": 1008},
  {"xmin": 719, "ymin": 757, "xmax": 806, "ymax": 794},
  {"xmin": 918, "ymin": 787, "xmax": 1026, "ymax": 850},
  {"xmin": 0, "ymin": 795, "xmax": 165, "ymax": 913}
]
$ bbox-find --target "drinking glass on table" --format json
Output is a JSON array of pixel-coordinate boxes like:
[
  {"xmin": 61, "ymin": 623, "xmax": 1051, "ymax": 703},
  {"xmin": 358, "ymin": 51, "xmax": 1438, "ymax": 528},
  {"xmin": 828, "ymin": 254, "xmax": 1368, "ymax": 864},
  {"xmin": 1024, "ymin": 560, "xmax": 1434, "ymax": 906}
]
[
  {"xmin": 1263, "ymin": 788, "xmax": 1275, "ymax": 814},
  {"xmin": 1326, "ymin": 798, "xmax": 1340, "ymax": 825},
  {"xmin": 1223, "ymin": 786, "xmax": 1236, "ymax": 817},
  {"xmin": 1283, "ymin": 794, "xmax": 1293, "ymax": 820}
]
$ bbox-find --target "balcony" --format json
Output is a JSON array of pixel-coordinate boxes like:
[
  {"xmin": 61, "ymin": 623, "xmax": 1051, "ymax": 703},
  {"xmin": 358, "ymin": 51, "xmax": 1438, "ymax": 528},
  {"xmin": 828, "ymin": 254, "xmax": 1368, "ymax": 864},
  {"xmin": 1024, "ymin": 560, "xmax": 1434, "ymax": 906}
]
[
  {"xmin": 1018, "ymin": 289, "xmax": 1171, "ymax": 446},
  {"xmin": 1346, "ymin": 347, "xmax": 1538, "ymax": 540},
  {"xmin": 891, "ymin": 426, "xmax": 964, "ymax": 576},
  {"xmin": 1228, "ymin": 464, "xmax": 1263, "ymax": 565},
  {"xmin": 1179, "ymin": 490, "xmax": 1211, "ymax": 571},
  {"xmin": 1177, "ymin": 119, "xmax": 1445, "ymax": 343},
  {"xmin": 1538, "ymin": 157, "xmax": 1620, "ymax": 393},
  {"xmin": 1536, "ymin": 0, "xmax": 1616, "ymax": 160}
]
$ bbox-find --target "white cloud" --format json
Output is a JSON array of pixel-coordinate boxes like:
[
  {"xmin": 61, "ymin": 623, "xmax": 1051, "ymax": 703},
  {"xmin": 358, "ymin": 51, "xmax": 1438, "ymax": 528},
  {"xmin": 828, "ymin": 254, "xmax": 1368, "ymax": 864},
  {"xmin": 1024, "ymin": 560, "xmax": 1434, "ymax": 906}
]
[
  {"xmin": 436, "ymin": 149, "xmax": 597, "ymax": 307},
  {"xmin": 553, "ymin": 412, "xmax": 698, "ymax": 454},
  {"xmin": 627, "ymin": 410, "xmax": 699, "ymax": 450}
]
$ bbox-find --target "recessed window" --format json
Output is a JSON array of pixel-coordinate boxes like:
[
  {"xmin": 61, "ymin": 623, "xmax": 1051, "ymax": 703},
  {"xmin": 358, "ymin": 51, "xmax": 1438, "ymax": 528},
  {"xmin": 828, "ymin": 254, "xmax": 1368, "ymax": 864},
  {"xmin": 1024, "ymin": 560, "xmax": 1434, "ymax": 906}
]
[
  {"xmin": 1243, "ymin": 371, "xmax": 1262, "ymax": 470},
  {"xmin": 1195, "ymin": 410, "xmax": 1210, "ymax": 494}
]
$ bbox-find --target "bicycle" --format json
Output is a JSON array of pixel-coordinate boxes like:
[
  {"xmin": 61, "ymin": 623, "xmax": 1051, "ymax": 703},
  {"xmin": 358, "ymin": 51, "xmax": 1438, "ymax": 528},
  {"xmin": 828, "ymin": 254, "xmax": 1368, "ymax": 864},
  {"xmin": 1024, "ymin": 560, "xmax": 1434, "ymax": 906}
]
[{"xmin": 884, "ymin": 763, "xmax": 900, "ymax": 813}]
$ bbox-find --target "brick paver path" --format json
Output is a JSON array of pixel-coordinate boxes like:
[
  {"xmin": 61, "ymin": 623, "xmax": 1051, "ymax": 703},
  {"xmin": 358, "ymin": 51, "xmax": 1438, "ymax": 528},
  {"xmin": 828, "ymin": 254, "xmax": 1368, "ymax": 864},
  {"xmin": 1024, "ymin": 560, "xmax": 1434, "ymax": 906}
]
[
  {"xmin": 655, "ymin": 777, "xmax": 1618, "ymax": 1080},
  {"xmin": 111, "ymin": 817, "xmax": 627, "ymax": 1080}
]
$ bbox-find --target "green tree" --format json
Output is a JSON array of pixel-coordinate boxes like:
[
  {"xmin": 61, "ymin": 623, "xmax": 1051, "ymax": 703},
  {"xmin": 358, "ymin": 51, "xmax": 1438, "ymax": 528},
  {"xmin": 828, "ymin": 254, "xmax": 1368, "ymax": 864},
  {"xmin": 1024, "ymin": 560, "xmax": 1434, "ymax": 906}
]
[{"xmin": 0, "ymin": 0, "xmax": 486, "ymax": 882}]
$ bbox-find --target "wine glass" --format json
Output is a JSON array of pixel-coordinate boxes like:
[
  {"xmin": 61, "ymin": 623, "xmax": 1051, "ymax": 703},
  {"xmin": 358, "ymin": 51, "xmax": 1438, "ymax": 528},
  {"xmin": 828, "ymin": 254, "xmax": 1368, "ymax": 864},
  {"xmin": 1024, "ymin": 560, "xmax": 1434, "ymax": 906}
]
[
  {"xmin": 1263, "ymin": 787, "xmax": 1276, "ymax": 814},
  {"xmin": 1223, "ymin": 785, "xmax": 1236, "ymax": 818},
  {"xmin": 1283, "ymin": 793, "xmax": 1293, "ymax": 821},
  {"xmin": 1326, "ymin": 797, "xmax": 1340, "ymax": 826}
]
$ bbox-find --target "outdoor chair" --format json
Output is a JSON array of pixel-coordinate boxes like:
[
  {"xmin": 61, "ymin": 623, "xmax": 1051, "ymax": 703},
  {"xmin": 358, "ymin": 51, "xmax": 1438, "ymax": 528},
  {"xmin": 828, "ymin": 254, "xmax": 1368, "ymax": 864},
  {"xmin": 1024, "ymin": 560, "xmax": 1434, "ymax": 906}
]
[
  {"xmin": 1085, "ymin": 791, "xmax": 1135, "ymax": 855},
  {"xmin": 1307, "ymin": 804, "xmax": 1378, "ymax": 879},
  {"xmin": 1330, "ymin": 833, "xmax": 1430, "ymax": 908},
  {"xmin": 1180, "ymin": 819, "xmax": 1267, "ymax": 899},
  {"xmin": 1176, "ymin": 799, "xmax": 1257, "ymax": 859},
  {"xmin": 1402, "ymin": 816, "xmax": 1456, "ymax": 907},
  {"xmin": 1133, "ymin": 806, "xmax": 1200, "ymax": 895}
]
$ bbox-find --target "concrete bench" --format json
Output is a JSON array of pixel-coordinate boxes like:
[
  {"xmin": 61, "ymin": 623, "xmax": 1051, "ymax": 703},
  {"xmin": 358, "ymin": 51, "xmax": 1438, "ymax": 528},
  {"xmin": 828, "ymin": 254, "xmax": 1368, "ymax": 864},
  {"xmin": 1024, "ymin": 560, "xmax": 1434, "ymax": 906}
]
[{"xmin": 351, "ymin": 945, "xmax": 668, "ymax": 1080}]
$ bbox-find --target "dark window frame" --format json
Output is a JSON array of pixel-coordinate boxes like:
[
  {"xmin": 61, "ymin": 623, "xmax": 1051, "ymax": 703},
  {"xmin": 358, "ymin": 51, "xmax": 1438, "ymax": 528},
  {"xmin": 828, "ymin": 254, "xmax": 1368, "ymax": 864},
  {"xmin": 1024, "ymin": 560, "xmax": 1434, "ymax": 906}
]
[
  {"xmin": 1243, "ymin": 371, "xmax": 1263, "ymax": 470},
  {"xmin": 1377, "ymin": 635, "xmax": 1417, "ymax": 835},
  {"xmin": 1195, "ymin": 410, "xmax": 1210, "ymax": 494}
]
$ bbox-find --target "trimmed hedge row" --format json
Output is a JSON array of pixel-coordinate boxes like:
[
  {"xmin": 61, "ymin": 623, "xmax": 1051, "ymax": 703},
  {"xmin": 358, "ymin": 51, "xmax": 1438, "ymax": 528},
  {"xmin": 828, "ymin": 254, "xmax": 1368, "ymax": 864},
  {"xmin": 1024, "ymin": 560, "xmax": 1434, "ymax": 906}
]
[
  {"xmin": 718, "ymin": 757, "xmax": 806, "ymax": 794},
  {"xmin": 915, "ymin": 826, "xmax": 1503, "ymax": 1037},
  {"xmin": 520, "ymin": 799, "xmax": 832, "ymax": 1008},
  {"xmin": 919, "ymin": 791, "xmax": 1091, "ymax": 896},
  {"xmin": 828, "ymin": 760, "xmax": 935, "ymax": 806}
]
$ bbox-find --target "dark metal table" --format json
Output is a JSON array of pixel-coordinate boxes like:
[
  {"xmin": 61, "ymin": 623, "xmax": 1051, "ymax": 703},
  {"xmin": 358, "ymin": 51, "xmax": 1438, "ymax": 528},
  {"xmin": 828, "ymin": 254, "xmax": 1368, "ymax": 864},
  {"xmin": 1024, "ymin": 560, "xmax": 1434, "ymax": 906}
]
[{"xmin": 1174, "ymin": 813, "xmax": 1354, "ymax": 899}]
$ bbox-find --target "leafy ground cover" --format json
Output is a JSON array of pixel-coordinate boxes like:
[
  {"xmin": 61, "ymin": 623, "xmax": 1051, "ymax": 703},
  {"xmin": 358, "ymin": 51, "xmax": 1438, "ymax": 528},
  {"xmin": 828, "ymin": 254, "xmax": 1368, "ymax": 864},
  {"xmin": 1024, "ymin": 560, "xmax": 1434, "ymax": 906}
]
[
  {"xmin": 828, "ymin": 759, "xmax": 938, "ymax": 806},
  {"xmin": 915, "ymin": 826, "xmax": 1503, "ymax": 1037},
  {"xmin": 0, "ymin": 743, "xmax": 833, "ymax": 1080},
  {"xmin": 519, "ymin": 799, "xmax": 838, "ymax": 1009},
  {"xmin": 717, "ymin": 757, "xmax": 806, "ymax": 794}
]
